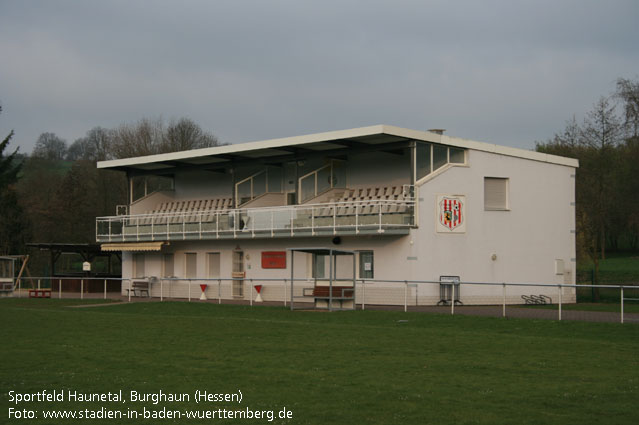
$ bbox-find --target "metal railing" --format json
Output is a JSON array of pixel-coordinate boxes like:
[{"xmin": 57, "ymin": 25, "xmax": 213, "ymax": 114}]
[
  {"xmin": 96, "ymin": 198, "xmax": 416, "ymax": 242},
  {"xmin": 5, "ymin": 276, "xmax": 638, "ymax": 324}
]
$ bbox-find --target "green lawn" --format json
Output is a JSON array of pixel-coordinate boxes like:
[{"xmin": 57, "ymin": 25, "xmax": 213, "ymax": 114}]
[
  {"xmin": 1, "ymin": 299, "xmax": 638, "ymax": 424},
  {"xmin": 577, "ymin": 253, "xmax": 639, "ymax": 284}
]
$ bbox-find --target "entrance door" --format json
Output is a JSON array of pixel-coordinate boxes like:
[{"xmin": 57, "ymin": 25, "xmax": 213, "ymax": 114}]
[{"xmin": 232, "ymin": 251, "xmax": 244, "ymax": 297}]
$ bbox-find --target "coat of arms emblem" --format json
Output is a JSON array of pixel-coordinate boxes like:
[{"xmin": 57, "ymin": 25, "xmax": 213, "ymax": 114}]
[{"xmin": 439, "ymin": 196, "xmax": 463, "ymax": 230}]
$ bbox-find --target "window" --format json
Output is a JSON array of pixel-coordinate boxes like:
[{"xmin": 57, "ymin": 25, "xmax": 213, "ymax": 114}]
[
  {"xmin": 312, "ymin": 254, "xmax": 326, "ymax": 279},
  {"xmin": 162, "ymin": 254, "xmax": 174, "ymax": 278},
  {"xmin": 232, "ymin": 251, "xmax": 244, "ymax": 273},
  {"xmin": 185, "ymin": 253, "xmax": 197, "ymax": 278},
  {"xmin": 416, "ymin": 142, "xmax": 431, "ymax": 180},
  {"xmin": 358, "ymin": 251, "xmax": 374, "ymax": 279},
  {"xmin": 449, "ymin": 147, "xmax": 465, "ymax": 164},
  {"xmin": 416, "ymin": 142, "xmax": 466, "ymax": 180},
  {"xmin": 484, "ymin": 177, "xmax": 509, "ymax": 210},
  {"xmin": 133, "ymin": 254, "xmax": 145, "ymax": 278},
  {"xmin": 432, "ymin": 144, "xmax": 448, "ymax": 171},
  {"xmin": 232, "ymin": 251, "xmax": 244, "ymax": 297},
  {"xmin": 207, "ymin": 253, "xmax": 220, "ymax": 278}
]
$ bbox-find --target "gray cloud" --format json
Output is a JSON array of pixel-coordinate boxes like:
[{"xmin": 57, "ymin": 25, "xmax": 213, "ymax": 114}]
[{"xmin": 1, "ymin": 0, "xmax": 638, "ymax": 153}]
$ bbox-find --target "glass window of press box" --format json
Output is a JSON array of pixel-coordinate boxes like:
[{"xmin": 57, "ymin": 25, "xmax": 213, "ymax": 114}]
[{"xmin": 416, "ymin": 142, "xmax": 466, "ymax": 181}]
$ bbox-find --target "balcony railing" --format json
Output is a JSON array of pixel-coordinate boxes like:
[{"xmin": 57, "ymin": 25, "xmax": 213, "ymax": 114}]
[{"xmin": 96, "ymin": 199, "xmax": 416, "ymax": 242}]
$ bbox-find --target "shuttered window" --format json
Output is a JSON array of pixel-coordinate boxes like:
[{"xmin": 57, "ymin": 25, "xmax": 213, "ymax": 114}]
[
  {"xmin": 484, "ymin": 177, "xmax": 509, "ymax": 210},
  {"xmin": 162, "ymin": 254, "xmax": 174, "ymax": 278},
  {"xmin": 133, "ymin": 254, "xmax": 145, "ymax": 278},
  {"xmin": 207, "ymin": 253, "xmax": 220, "ymax": 278},
  {"xmin": 185, "ymin": 253, "xmax": 197, "ymax": 278}
]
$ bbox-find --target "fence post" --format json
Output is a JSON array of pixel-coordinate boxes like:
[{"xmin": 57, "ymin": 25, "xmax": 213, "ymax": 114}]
[
  {"xmin": 128, "ymin": 279, "xmax": 131, "ymax": 302},
  {"xmin": 59, "ymin": 279, "xmax": 62, "ymax": 299},
  {"xmin": 621, "ymin": 286, "xmax": 624, "ymax": 324},
  {"xmin": 18, "ymin": 278, "xmax": 21, "ymax": 298},
  {"xmin": 250, "ymin": 279, "xmax": 253, "ymax": 307},
  {"xmin": 188, "ymin": 279, "xmax": 191, "ymax": 302},
  {"xmin": 104, "ymin": 279, "xmax": 107, "ymax": 300},
  {"xmin": 81, "ymin": 279, "xmax": 84, "ymax": 300},
  {"xmin": 218, "ymin": 279, "xmax": 221, "ymax": 304},
  {"xmin": 451, "ymin": 283, "xmax": 455, "ymax": 316},
  {"xmin": 590, "ymin": 269, "xmax": 595, "ymax": 301},
  {"xmin": 404, "ymin": 281, "xmax": 408, "ymax": 312},
  {"xmin": 160, "ymin": 279, "xmax": 164, "ymax": 302},
  {"xmin": 502, "ymin": 283, "xmax": 506, "ymax": 318},
  {"xmin": 362, "ymin": 280, "xmax": 366, "ymax": 311},
  {"xmin": 558, "ymin": 284, "xmax": 562, "ymax": 321},
  {"xmin": 283, "ymin": 279, "xmax": 287, "ymax": 307},
  {"xmin": 38, "ymin": 279, "xmax": 41, "ymax": 290}
]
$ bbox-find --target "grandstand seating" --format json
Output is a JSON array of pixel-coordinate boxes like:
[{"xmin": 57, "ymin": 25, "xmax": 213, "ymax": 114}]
[
  {"xmin": 295, "ymin": 185, "xmax": 413, "ymax": 228},
  {"xmin": 121, "ymin": 186, "xmax": 413, "ymax": 235}
]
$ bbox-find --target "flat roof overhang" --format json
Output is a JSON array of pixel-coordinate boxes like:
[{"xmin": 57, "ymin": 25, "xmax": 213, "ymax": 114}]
[
  {"xmin": 97, "ymin": 124, "xmax": 579, "ymax": 175},
  {"xmin": 97, "ymin": 125, "xmax": 414, "ymax": 176},
  {"xmin": 287, "ymin": 247, "xmax": 355, "ymax": 256},
  {"xmin": 101, "ymin": 242, "xmax": 168, "ymax": 252}
]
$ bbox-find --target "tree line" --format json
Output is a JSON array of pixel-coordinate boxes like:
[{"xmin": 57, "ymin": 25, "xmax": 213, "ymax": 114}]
[
  {"xmin": 1, "ymin": 79, "xmax": 638, "ymax": 278},
  {"xmin": 31, "ymin": 117, "xmax": 219, "ymax": 162},
  {"xmin": 0, "ymin": 115, "xmax": 220, "ymax": 274},
  {"xmin": 536, "ymin": 78, "xmax": 639, "ymax": 287}
]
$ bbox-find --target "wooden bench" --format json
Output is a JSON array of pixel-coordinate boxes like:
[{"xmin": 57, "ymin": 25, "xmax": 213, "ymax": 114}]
[
  {"xmin": 127, "ymin": 280, "xmax": 150, "ymax": 297},
  {"xmin": 310, "ymin": 286, "xmax": 354, "ymax": 299},
  {"xmin": 29, "ymin": 289, "xmax": 51, "ymax": 298}
]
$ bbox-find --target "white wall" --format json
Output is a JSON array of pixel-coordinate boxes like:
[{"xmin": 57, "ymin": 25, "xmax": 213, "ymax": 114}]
[
  {"xmin": 409, "ymin": 150, "xmax": 576, "ymax": 299},
  {"xmin": 120, "ymin": 149, "xmax": 576, "ymax": 305}
]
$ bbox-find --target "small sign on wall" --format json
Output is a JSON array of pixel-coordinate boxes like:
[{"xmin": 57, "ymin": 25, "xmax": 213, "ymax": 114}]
[
  {"xmin": 436, "ymin": 194, "xmax": 466, "ymax": 233},
  {"xmin": 262, "ymin": 251, "xmax": 286, "ymax": 269}
]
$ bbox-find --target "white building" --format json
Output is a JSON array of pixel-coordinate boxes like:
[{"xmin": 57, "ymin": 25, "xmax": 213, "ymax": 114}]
[{"xmin": 96, "ymin": 125, "xmax": 578, "ymax": 306}]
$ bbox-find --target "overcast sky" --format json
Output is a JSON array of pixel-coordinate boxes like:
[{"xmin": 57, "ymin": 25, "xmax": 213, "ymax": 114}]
[{"xmin": 1, "ymin": 0, "xmax": 638, "ymax": 154}]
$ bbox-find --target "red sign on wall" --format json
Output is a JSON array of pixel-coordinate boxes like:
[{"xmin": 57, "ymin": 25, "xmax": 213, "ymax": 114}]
[{"xmin": 262, "ymin": 251, "xmax": 286, "ymax": 269}]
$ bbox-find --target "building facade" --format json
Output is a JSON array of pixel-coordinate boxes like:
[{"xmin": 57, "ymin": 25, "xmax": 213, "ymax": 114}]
[{"xmin": 96, "ymin": 125, "xmax": 578, "ymax": 305}]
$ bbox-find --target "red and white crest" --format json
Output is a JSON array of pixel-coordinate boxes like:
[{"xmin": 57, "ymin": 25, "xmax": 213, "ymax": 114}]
[{"xmin": 437, "ymin": 196, "xmax": 465, "ymax": 232}]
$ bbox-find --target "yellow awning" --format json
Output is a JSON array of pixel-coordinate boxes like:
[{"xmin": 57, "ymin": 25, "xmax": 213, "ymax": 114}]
[{"xmin": 101, "ymin": 242, "xmax": 168, "ymax": 252}]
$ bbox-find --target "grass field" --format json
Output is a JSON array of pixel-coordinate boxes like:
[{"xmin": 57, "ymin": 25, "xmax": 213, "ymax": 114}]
[
  {"xmin": 1, "ymin": 299, "xmax": 638, "ymax": 425},
  {"xmin": 577, "ymin": 253, "xmax": 639, "ymax": 284}
]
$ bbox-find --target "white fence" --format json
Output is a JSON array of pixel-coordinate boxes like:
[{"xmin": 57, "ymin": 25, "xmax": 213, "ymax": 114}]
[{"xmin": 4, "ymin": 276, "xmax": 638, "ymax": 324}]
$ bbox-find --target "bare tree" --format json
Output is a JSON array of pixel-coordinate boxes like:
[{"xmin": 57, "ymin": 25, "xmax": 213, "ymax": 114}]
[
  {"xmin": 615, "ymin": 77, "xmax": 639, "ymax": 137},
  {"xmin": 110, "ymin": 117, "xmax": 220, "ymax": 159},
  {"xmin": 32, "ymin": 132, "xmax": 68, "ymax": 160},
  {"xmin": 163, "ymin": 118, "xmax": 219, "ymax": 152},
  {"xmin": 536, "ymin": 97, "xmax": 623, "ymax": 297},
  {"xmin": 580, "ymin": 97, "xmax": 622, "ymax": 262},
  {"xmin": 110, "ymin": 118, "xmax": 163, "ymax": 159},
  {"xmin": 67, "ymin": 127, "xmax": 112, "ymax": 161}
]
